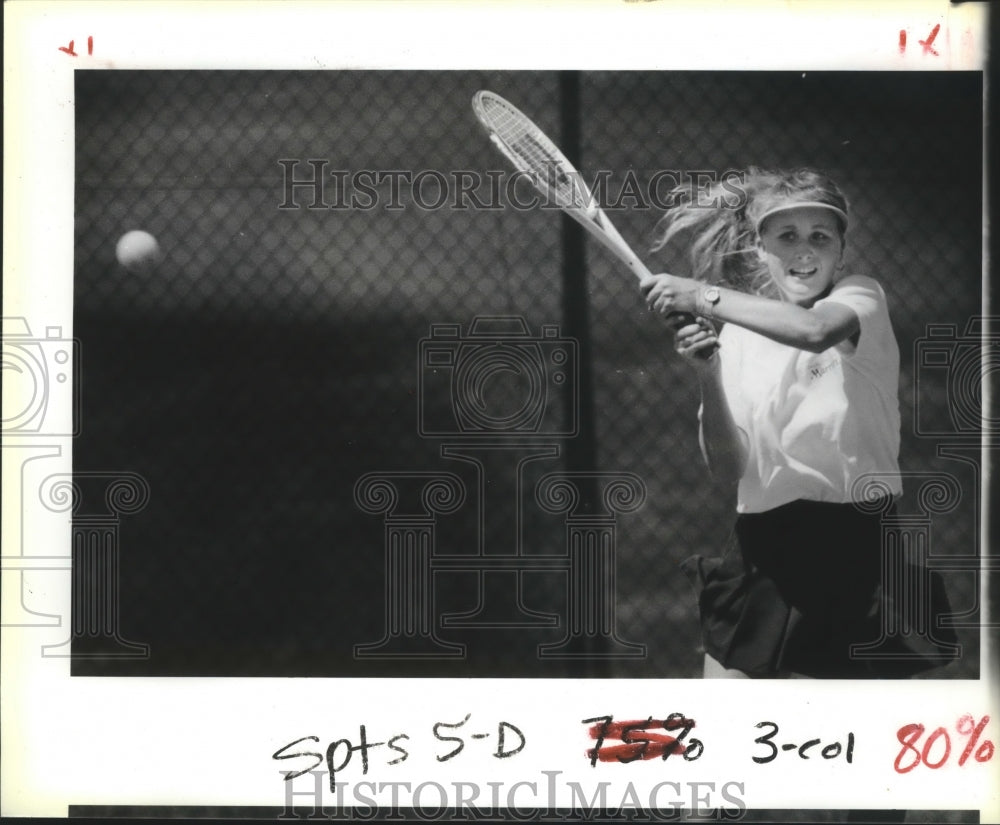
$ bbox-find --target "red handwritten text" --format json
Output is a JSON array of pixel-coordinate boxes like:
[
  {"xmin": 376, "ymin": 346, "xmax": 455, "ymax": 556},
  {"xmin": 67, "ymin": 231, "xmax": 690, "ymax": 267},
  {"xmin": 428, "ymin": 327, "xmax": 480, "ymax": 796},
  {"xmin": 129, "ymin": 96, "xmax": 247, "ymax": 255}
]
[
  {"xmin": 894, "ymin": 714, "xmax": 994, "ymax": 773},
  {"xmin": 583, "ymin": 714, "xmax": 704, "ymax": 765},
  {"xmin": 58, "ymin": 36, "xmax": 93, "ymax": 57}
]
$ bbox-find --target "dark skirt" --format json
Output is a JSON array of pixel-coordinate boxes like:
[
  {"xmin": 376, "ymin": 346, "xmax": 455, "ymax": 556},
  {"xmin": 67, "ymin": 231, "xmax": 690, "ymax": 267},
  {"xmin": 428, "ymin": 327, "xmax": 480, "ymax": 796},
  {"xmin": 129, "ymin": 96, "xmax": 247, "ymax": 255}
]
[{"xmin": 681, "ymin": 498, "xmax": 959, "ymax": 678}]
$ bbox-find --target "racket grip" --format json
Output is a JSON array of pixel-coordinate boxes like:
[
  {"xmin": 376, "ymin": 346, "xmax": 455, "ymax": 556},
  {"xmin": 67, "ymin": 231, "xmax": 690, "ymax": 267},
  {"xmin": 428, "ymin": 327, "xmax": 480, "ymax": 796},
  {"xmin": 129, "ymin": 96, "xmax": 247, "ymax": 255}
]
[
  {"xmin": 664, "ymin": 311, "xmax": 695, "ymax": 329},
  {"xmin": 664, "ymin": 312, "xmax": 718, "ymax": 361}
]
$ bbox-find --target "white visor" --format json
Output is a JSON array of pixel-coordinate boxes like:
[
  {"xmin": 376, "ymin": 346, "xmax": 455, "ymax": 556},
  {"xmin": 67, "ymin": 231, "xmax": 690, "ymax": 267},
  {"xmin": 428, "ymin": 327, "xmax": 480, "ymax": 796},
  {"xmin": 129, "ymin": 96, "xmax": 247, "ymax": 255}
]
[{"xmin": 755, "ymin": 200, "xmax": 848, "ymax": 232}]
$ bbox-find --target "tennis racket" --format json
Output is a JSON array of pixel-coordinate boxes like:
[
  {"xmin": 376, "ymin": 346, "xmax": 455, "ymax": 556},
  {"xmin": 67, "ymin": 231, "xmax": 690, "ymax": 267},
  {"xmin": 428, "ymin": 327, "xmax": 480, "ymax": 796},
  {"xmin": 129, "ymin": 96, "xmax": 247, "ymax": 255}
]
[
  {"xmin": 472, "ymin": 90, "xmax": 700, "ymax": 336},
  {"xmin": 472, "ymin": 90, "xmax": 655, "ymax": 283}
]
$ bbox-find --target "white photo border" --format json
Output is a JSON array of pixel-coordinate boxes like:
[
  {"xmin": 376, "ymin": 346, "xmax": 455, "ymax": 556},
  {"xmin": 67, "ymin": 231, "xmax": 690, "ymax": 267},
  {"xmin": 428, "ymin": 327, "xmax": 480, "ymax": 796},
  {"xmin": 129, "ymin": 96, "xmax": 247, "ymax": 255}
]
[{"xmin": 2, "ymin": 0, "xmax": 996, "ymax": 820}]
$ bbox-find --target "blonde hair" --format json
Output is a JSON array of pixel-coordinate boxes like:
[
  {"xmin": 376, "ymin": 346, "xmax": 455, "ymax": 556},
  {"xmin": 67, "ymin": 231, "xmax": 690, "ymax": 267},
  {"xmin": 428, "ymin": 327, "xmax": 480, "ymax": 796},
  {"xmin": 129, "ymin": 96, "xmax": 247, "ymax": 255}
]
[{"xmin": 652, "ymin": 167, "xmax": 849, "ymax": 295}]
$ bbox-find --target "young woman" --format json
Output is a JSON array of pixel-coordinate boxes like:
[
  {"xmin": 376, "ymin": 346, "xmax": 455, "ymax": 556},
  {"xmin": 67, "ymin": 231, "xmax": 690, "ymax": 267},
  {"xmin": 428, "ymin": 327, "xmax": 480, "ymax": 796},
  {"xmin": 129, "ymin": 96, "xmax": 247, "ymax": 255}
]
[{"xmin": 642, "ymin": 168, "xmax": 956, "ymax": 679}]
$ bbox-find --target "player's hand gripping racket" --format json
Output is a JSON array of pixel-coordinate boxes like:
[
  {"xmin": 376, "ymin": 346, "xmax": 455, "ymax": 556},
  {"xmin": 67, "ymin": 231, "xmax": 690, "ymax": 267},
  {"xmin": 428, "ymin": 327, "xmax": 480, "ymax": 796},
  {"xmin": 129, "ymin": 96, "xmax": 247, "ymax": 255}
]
[{"xmin": 471, "ymin": 90, "xmax": 701, "ymax": 337}]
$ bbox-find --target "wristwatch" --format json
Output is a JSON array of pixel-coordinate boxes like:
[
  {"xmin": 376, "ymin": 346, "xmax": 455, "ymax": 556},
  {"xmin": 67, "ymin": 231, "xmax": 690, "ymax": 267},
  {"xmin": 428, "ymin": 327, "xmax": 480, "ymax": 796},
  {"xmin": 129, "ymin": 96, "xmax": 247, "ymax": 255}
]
[{"xmin": 700, "ymin": 286, "xmax": 721, "ymax": 318}]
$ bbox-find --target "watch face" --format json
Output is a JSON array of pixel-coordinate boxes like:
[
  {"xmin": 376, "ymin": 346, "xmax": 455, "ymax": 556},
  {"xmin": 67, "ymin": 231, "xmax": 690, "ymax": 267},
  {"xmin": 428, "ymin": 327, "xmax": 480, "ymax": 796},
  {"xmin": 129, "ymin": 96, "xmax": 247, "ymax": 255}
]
[{"xmin": 706, "ymin": 287, "xmax": 720, "ymax": 302}]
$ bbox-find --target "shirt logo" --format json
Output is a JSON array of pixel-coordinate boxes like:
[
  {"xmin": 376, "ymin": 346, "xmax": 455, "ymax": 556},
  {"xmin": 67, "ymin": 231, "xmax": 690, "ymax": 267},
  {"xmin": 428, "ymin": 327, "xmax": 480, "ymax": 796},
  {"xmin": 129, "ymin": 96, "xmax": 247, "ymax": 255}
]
[{"xmin": 809, "ymin": 358, "xmax": 840, "ymax": 381}]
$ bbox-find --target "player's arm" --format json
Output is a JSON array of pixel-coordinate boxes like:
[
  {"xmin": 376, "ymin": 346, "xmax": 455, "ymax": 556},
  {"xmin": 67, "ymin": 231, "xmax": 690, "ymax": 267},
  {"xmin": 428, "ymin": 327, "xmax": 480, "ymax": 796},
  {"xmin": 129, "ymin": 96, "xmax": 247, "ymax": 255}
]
[
  {"xmin": 673, "ymin": 319, "xmax": 748, "ymax": 484},
  {"xmin": 642, "ymin": 275, "xmax": 859, "ymax": 354},
  {"xmin": 698, "ymin": 363, "xmax": 749, "ymax": 484}
]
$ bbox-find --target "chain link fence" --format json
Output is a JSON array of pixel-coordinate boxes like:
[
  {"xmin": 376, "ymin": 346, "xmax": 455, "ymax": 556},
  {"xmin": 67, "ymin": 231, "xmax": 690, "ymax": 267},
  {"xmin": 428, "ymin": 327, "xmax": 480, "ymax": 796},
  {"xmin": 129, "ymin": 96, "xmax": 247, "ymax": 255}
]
[{"xmin": 73, "ymin": 70, "xmax": 983, "ymax": 678}]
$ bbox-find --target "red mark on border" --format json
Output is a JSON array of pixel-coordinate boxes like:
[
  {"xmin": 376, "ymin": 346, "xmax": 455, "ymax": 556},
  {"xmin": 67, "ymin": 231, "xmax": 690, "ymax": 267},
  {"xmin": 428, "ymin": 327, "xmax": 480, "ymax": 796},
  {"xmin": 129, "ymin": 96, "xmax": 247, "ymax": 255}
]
[
  {"xmin": 957, "ymin": 714, "xmax": 994, "ymax": 766},
  {"xmin": 58, "ymin": 36, "xmax": 93, "ymax": 57},
  {"xmin": 590, "ymin": 719, "xmax": 688, "ymax": 762},
  {"xmin": 894, "ymin": 715, "xmax": 994, "ymax": 773},
  {"xmin": 898, "ymin": 30, "xmax": 907, "ymax": 54},
  {"xmin": 919, "ymin": 24, "xmax": 941, "ymax": 56},
  {"xmin": 583, "ymin": 714, "xmax": 702, "ymax": 765}
]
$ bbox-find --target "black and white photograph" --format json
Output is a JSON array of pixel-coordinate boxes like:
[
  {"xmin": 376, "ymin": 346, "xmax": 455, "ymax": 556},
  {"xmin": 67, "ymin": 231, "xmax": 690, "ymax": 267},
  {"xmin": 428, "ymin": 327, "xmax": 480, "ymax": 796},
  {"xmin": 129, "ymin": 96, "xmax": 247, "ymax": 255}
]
[
  {"xmin": 2, "ymin": 1, "xmax": 996, "ymax": 822},
  {"xmin": 67, "ymin": 69, "xmax": 984, "ymax": 682}
]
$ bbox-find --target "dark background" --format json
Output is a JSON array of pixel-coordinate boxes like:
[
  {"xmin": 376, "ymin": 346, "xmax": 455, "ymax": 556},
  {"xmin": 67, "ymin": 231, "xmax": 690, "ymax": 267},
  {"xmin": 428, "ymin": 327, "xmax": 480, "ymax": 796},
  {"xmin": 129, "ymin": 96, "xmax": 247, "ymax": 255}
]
[{"xmin": 73, "ymin": 70, "xmax": 984, "ymax": 677}]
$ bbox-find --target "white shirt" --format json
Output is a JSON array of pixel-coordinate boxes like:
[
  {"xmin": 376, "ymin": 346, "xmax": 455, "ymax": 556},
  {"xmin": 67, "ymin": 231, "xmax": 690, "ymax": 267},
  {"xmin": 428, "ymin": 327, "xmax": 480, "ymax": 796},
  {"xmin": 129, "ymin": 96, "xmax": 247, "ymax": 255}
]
[{"xmin": 715, "ymin": 274, "xmax": 902, "ymax": 513}]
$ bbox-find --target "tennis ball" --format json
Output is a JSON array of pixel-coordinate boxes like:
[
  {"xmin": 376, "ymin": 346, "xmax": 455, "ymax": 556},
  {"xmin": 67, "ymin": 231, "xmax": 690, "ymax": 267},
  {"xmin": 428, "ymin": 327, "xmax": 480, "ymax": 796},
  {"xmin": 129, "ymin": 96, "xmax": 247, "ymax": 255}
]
[{"xmin": 115, "ymin": 230, "xmax": 162, "ymax": 272}]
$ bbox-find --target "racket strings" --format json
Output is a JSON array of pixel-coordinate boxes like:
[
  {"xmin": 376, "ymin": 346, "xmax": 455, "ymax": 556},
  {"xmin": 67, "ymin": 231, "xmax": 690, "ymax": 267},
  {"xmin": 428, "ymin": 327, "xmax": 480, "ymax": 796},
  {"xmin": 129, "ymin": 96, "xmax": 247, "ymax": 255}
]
[{"xmin": 478, "ymin": 95, "xmax": 591, "ymax": 212}]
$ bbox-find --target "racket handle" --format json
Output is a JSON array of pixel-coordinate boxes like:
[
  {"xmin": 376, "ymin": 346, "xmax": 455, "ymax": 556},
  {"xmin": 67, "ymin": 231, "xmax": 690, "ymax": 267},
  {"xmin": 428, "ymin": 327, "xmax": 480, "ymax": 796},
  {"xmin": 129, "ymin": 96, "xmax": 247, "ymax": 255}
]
[
  {"xmin": 664, "ymin": 312, "xmax": 718, "ymax": 360},
  {"xmin": 664, "ymin": 311, "xmax": 695, "ymax": 329}
]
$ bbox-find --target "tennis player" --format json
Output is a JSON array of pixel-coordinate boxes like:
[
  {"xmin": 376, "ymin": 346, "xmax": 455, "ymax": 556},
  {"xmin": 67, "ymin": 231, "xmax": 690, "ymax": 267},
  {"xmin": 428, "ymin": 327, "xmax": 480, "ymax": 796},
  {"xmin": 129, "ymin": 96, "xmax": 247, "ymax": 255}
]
[{"xmin": 641, "ymin": 168, "xmax": 957, "ymax": 679}]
